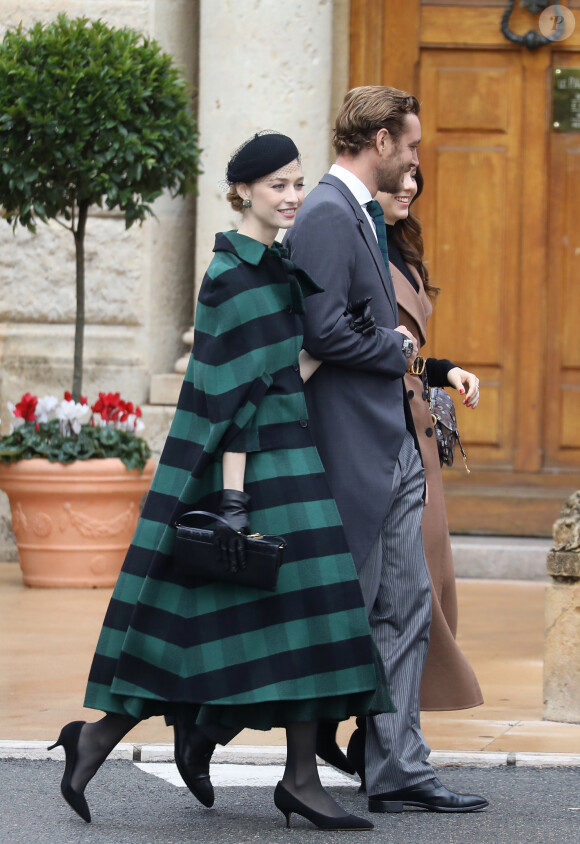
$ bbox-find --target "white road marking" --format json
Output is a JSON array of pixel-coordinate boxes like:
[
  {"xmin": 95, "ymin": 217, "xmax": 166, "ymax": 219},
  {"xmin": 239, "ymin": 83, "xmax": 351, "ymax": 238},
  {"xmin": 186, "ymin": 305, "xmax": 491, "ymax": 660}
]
[{"xmin": 136, "ymin": 762, "xmax": 357, "ymax": 788}]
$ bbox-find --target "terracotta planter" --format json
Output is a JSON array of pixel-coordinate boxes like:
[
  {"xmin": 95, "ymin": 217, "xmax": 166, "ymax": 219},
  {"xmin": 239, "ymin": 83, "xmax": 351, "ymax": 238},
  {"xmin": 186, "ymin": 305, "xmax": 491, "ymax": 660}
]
[{"xmin": 0, "ymin": 457, "xmax": 155, "ymax": 587}]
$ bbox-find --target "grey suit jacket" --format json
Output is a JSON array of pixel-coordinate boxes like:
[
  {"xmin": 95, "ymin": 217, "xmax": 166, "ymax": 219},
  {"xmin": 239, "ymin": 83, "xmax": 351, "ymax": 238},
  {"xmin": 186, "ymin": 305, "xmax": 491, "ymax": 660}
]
[{"xmin": 284, "ymin": 173, "xmax": 413, "ymax": 570}]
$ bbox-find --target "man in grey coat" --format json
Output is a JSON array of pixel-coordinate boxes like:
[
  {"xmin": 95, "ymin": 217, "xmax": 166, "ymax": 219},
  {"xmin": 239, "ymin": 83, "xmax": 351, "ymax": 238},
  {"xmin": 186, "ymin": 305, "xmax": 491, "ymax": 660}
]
[{"xmin": 284, "ymin": 85, "xmax": 488, "ymax": 814}]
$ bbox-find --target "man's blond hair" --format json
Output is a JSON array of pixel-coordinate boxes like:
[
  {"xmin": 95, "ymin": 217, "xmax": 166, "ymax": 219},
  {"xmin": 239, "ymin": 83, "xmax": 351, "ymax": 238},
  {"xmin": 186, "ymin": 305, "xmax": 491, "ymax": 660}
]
[{"xmin": 333, "ymin": 85, "xmax": 420, "ymax": 156}]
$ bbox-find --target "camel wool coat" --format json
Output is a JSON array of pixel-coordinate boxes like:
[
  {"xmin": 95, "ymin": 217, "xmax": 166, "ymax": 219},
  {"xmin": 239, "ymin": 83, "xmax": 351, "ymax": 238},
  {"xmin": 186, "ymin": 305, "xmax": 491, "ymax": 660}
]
[{"xmin": 392, "ymin": 259, "xmax": 483, "ymax": 711}]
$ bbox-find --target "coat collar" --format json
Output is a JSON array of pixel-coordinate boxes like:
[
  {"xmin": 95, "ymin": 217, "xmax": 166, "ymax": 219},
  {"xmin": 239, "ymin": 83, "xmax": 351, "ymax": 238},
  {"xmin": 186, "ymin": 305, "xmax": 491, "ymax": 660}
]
[
  {"xmin": 213, "ymin": 230, "xmax": 323, "ymax": 311},
  {"xmin": 319, "ymin": 174, "xmax": 398, "ymax": 322},
  {"xmin": 389, "ymin": 261, "xmax": 432, "ymax": 347},
  {"xmin": 214, "ymin": 230, "xmax": 271, "ymax": 265},
  {"xmin": 328, "ymin": 163, "xmax": 373, "ymax": 206},
  {"xmin": 319, "ymin": 173, "xmax": 368, "ymax": 226}
]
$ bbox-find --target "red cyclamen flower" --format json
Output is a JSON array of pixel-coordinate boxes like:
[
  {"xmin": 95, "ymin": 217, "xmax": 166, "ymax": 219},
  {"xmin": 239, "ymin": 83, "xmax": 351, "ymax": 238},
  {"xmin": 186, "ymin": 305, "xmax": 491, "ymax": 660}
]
[
  {"xmin": 89, "ymin": 392, "xmax": 142, "ymax": 428},
  {"xmin": 13, "ymin": 393, "xmax": 38, "ymax": 422},
  {"xmin": 91, "ymin": 392, "xmax": 123, "ymax": 422},
  {"xmin": 64, "ymin": 391, "xmax": 88, "ymax": 405}
]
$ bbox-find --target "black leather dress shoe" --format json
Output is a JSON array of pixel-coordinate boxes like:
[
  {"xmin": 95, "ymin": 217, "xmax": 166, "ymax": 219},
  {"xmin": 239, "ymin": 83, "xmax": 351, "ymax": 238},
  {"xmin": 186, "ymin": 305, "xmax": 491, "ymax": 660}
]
[
  {"xmin": 173, "ymin": 719, "xmax": 215, "ymax": 808},
  {"xmin": 368, "ymin": 777, "xmax": 489, "ymax": 813},
  {"xmin": 346, "ymin": 719, "xmax": 366, "ymax": 792}
]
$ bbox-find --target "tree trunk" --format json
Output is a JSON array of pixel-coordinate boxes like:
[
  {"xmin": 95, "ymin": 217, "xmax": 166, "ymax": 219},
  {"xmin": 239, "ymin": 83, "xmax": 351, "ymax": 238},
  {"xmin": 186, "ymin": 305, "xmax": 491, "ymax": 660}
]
[{"xmin": 72, "ymin": 200, "xmax": 90, "ymax": 402}]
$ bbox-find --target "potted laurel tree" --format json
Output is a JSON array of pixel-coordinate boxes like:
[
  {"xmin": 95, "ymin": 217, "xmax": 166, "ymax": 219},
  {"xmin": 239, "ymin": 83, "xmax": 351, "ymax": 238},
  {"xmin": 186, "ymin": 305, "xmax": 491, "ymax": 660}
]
[{"xmin": 0, "ymin": 15, "xmax": 201, "ymax": 587}]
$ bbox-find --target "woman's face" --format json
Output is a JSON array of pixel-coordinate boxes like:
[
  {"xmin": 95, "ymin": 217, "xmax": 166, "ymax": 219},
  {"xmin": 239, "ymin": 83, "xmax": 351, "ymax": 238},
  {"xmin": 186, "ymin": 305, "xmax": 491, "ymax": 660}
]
[
  {"xmin": 237, "ymin": 160, "xmax": 305, "ymax": 244},
  {"xmin": 377, "ymin": 168, "xmax": 418, "ymax": 226}
]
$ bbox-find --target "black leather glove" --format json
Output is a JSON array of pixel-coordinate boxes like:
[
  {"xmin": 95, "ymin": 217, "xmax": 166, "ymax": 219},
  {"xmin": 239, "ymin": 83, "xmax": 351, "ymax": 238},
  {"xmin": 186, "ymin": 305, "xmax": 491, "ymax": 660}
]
[
  {"xmin": 345, "ymin": 296, "xmax": 376, "ymax": 336},
  {"xmin": 213, "ymin": 489, "xmax": 251, "ymax": 573}
]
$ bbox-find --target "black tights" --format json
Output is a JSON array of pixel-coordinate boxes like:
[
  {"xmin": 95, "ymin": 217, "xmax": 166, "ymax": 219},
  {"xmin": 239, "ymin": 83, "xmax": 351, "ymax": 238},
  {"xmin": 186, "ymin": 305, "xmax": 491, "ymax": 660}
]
[
  {"xmin": 282, "ymin": 721, "xmax": 351, "ymax": 817},
  {"xmin": 71, "ymin": 715, "xmax": 347, "ymax": 817},
  {"xmin": 70, "ymin": 713, "xmax": 137, "ymax": 792}
]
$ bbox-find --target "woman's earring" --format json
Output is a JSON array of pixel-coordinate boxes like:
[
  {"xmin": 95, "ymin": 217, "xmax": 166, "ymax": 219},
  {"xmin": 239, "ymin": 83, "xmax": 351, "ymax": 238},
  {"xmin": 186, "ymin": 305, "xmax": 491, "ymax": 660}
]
[{"xmin": 242, "ymin": 198, "xmax": 252, "ymax": 208}]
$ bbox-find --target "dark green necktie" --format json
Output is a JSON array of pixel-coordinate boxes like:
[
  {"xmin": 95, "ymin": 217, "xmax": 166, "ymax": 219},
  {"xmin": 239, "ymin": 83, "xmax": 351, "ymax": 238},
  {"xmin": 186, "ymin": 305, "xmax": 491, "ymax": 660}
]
[{"xmin": 365, "ymin": 199, "xmax": 393, "ymax": 282}]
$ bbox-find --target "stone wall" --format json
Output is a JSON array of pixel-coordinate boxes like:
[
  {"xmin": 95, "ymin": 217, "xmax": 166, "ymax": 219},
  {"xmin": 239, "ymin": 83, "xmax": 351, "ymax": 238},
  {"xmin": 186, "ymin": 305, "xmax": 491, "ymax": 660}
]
[
  {"xmin": 0, "ymin": 0, "xmax": 350, "ymax": 560},
  {"xmin": 0, "ymin": 0, "xmax": 200, "ymax": 558},
  {"xmin": 193, "ymin": 0, "xmax": 343, "ymax": 294}
]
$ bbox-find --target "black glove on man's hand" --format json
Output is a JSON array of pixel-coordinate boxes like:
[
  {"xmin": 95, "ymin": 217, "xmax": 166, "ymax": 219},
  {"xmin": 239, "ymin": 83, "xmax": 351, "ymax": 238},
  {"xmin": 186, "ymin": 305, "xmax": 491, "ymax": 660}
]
[
  {"xmin": 213, "ymin": 489, "xmax": 251, "ymax": 573},
  {"xmin": 345, "ymin": 296, "xmax": 376, "ymax": 336}
]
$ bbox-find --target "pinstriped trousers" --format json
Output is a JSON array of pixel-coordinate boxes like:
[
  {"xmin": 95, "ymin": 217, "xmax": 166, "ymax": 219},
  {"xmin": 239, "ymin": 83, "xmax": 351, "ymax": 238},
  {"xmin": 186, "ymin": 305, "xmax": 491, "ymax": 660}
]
[{"xmin": 358, "ymin": 431, "xmax": 435, "ymax": 795}]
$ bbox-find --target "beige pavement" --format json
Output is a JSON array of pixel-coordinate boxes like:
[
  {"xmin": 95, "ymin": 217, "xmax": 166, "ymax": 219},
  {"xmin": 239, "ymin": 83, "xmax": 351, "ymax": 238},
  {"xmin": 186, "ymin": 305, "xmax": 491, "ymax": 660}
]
[{"xmin": 1, "ymin": 562, "xmax": 579, "ymax": 753}]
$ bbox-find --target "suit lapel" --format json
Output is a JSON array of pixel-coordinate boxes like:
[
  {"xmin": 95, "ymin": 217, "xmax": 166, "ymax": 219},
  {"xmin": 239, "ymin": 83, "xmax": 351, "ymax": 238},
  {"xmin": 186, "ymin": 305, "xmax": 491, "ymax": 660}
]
[{"xmin": 320, "ymin": 174, "xmax": 398, "ymax": 322}]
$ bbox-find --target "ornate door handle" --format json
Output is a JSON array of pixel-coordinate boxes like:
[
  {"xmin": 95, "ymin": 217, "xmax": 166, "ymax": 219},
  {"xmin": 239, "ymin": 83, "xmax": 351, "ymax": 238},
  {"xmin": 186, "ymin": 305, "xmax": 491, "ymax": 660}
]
[{"xmin": 501, "ymin": 0, "xmax": 559, "ymax": 50}]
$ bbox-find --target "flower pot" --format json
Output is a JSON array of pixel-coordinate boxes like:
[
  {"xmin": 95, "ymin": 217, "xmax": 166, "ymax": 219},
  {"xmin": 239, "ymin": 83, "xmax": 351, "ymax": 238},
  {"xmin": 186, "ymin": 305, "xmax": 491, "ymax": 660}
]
[{"xmin": 0, "ymin": 457, "xmax": 155, "ymax": 587}]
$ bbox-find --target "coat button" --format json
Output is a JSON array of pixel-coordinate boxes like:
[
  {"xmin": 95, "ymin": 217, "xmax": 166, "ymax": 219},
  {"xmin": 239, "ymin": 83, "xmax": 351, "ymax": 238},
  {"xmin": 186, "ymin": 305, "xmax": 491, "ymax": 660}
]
[
  {"xmin": 407, "ymin": 390, "xmax": 414, "ymax": 399},
  {"xmin": 285, "ymin": 304, "xmax": 294, "ymax": 314},
  {"xmin": 425, "ymin": 427, "xmax": 434, "ymax": 437},
  {"xmin": 292, "ymin": 363, "xmax": 299, "ymax": 372},
  {"xmin": 299, "ymin": 419, "xmax": 308, "ymax": 428}
]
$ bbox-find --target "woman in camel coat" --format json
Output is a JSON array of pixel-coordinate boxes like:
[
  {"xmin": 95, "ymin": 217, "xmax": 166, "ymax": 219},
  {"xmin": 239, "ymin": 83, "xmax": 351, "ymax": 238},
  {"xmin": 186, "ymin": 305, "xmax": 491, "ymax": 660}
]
[{"xmin": 380, "ymin": 169, "xmax": 483, "ymax": 711}]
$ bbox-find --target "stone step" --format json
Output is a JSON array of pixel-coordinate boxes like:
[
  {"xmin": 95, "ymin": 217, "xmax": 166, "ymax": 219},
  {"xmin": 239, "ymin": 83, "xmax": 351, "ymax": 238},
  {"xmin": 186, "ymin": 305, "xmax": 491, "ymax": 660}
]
[{"xmin": 451, "ymin": 535, "xmax": 552, "ymax": 580}]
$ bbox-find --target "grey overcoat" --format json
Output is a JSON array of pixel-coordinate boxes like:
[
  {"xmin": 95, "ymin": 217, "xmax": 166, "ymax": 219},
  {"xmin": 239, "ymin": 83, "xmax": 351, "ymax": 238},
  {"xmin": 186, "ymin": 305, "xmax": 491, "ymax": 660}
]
[{"xmin": 284, "ymin": 174, "xmax": 418, "ymax": 576}]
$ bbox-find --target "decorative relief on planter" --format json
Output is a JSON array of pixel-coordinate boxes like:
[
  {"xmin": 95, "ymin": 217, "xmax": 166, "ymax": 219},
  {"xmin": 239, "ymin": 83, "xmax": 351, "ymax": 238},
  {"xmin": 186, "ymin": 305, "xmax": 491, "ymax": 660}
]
[
  {"xmin": 10, "ymin": 505, "xmax": 53, "ymax": 537},
  {"xmin": 90, "ymin": 554, "xmax": 108, "ymax": 575},
  {"xmin": 31, "ymin": 512, "xmax": 53, "ymax": 537},
  {"xmin": 11, "ymin": 503, "xmax": 28, "ymax": 537},
  {"xmin": 60, "ymin": 501, "xmax": 138, "ymax": 537}
]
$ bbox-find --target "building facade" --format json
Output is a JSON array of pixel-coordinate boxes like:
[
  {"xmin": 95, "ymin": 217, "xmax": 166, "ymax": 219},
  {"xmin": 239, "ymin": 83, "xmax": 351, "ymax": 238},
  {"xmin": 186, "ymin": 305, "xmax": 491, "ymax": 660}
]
[
  {"xmin": 0, "ymin": 0, "xmax": 349, "ymax": 558},
  {"xmin": 2, "ymin": 1, "xmax": 579, "ymax": 559}
]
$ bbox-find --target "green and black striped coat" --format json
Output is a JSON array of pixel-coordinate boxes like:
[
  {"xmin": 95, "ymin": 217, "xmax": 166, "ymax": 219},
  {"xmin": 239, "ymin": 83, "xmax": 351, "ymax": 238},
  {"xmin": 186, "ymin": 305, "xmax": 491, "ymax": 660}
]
[{"xmin": 84, "ymin": 231, "xmax": 392, "ymax": 730}]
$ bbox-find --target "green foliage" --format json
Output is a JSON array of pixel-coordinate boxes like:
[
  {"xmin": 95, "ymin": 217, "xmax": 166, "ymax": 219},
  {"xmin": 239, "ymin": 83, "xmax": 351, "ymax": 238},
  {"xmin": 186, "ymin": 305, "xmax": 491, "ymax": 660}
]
[
  {"xmin": 0, "ymin": 420, "xmax": 152, "ymax": 472},
  {"xmin": 0, "ymin": 13, "xmax": 201, "ymax": 231}
]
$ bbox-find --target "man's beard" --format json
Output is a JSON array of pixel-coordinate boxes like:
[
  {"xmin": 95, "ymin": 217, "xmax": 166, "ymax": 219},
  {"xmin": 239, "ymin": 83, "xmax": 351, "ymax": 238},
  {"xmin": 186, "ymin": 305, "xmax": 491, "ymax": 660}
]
[{"xmin": 376, "ymin": 157, "xmax": 406, "ymax": 194}]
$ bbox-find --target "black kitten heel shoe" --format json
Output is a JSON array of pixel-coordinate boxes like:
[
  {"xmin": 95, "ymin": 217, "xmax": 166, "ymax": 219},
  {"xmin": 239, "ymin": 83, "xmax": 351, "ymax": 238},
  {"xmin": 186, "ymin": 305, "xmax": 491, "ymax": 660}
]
[
  {"xmin": 273, "ymin": 782, "xmax": 374, "ymax": 831},
  {"xmin": 48, "ymin": 721, "xmax": 91, "ymax": 823}
]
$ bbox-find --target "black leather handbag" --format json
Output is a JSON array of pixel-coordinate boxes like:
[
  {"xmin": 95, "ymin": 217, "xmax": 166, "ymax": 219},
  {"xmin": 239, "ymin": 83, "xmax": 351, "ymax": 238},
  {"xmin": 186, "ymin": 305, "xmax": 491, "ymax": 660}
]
[
  {"xmin": 173, "ymin": 510, "xmax": 286, "ymax": 591},
  {"xmin": 429, "ymin": 387, "xmax": 470, "ymax": 473}
]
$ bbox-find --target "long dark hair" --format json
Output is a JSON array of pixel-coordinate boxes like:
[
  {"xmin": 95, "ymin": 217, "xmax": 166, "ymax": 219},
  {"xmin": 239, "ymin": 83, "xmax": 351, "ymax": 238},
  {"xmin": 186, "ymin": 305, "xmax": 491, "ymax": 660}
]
[{"xmin": 391, "ymin": 168, "xmax": 439, "ymax": 302}]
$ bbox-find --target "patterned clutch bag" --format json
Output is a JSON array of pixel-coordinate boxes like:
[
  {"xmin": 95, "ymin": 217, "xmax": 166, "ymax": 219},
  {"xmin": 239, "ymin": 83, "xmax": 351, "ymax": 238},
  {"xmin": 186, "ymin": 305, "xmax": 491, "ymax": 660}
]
[
  {"xmin": 173, "ymin": 510, "xmax": 286, "ymax": 591},
  {"xmin": 429, "ymin": 387, "xmax": 470, "ymax": 473}
]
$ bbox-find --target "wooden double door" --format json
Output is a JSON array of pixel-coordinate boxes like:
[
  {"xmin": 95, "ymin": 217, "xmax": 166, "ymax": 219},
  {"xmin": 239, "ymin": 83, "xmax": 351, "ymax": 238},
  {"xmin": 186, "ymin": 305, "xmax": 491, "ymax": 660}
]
[{"xmin": 351, "ymin": 0, "xmax": 580, "ymax": 535}]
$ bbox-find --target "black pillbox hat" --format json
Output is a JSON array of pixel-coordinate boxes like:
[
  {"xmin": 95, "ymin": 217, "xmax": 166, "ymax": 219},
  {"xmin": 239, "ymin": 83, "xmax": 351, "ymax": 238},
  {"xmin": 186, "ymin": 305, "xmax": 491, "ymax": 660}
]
[{"xmin": 226, "ymin": 132, "xmax": 299, "ymax": 184}]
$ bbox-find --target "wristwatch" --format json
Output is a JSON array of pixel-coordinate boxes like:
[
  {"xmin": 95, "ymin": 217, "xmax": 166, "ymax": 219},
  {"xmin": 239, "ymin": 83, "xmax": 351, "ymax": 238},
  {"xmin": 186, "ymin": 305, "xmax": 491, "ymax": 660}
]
[{"xmin": 401, "ymin": 336, "xmax": 414, "ymax": 359}]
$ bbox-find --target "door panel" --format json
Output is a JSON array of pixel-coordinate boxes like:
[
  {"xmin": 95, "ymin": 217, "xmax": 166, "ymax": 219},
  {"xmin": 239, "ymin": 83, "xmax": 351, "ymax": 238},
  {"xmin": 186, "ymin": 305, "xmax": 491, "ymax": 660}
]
[
  {"xmin": 419, "ymin": 50, "xmax": 521, "ymax": 465},
  {"xmin": 420, "ymin": 3, "xmax": 580, "ymax": 50},
  {"xmin": 350, "ymin": 0, "xmax": 580, "ymax": 534},
  {"xmin": 545, "ymin": 52, "xmax": 580, "ymax": 467},
  {"xmin": 434, "ymin": 67, "xmax": 511, "ymax": 132}
]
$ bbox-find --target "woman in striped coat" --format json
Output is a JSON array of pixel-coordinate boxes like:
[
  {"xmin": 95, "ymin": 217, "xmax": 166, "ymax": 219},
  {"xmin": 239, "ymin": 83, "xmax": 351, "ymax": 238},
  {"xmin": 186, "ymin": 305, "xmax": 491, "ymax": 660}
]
[{"xmin": 50, "ymin": 133, "xmax": 391, "ymax": 832}]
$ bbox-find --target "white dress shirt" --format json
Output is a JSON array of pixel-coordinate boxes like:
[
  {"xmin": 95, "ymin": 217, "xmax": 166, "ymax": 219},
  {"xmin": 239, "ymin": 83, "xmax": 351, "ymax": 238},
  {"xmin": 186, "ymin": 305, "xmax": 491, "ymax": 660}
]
[{"xmin": 328, "ymin": 163, "xmax": 378, "ymax": 241}]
